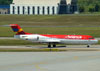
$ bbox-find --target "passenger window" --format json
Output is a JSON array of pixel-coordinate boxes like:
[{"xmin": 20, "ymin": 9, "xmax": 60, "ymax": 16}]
[{"xmin": 22, "ymin": 36, "xmax": 27, "ymax": 37}]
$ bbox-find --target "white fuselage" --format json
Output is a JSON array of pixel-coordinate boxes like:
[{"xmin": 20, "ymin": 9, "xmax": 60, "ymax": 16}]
[{"xmin": 14, "ymin": 34, "xmax": 98, "ymax": 45}]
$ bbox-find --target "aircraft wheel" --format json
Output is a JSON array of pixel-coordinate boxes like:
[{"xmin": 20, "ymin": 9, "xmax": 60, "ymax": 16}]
[
  {"xmin": 87, "ymin": 45, "xmax": 90, "ymax": 48},
  {"xmin": 48, "ymin": 44, "xmax": 51, "ymax": 48},
  {"xmin": 53, "ymin": 44, "xmax": 56, "ymax": 47}
]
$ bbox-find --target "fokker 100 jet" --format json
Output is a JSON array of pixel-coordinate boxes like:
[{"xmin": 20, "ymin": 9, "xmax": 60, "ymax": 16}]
[{"xmin": 10, "ymin": 24, "xmax": 98, "ymax": 48}]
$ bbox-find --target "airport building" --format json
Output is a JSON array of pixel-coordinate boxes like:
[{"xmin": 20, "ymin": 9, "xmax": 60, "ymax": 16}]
[
  {"xmin": 0, "ymin": 5, "xmax": 10, "ymax": 14},
  {"xmin": 10, "ymin": 0, "xmax": 77, "ymax": 15}
]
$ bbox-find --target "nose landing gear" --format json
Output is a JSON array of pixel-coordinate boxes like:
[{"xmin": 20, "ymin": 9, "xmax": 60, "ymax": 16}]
[{"xmin": 87, "ymin": 45, "xmax": 90, "ymax": 48}]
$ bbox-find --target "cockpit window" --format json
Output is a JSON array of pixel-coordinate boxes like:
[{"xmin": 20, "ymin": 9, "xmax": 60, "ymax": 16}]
[{"xmin": 89, "ymin": 37, "xmax": 94, "ymax": 39}]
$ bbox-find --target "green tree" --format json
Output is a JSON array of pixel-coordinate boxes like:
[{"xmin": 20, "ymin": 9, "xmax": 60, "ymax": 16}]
[
  {"xmin": 0, "ymin": 0, "xmax": 13, "ymax": 5},
  {"xmin": 95, "ymin": 4, "xmax": 100, "ymax": 12},
  {"xmin": 78, "ymin": 0, "xmax": 100, "ymax": 13},
  {"xmin": 89, "ymin": 8, "xmax": 95, "ymax": 13},
  {"xmin": 79, "ymin": 6, "xmax": 85, "ymax": 12}
]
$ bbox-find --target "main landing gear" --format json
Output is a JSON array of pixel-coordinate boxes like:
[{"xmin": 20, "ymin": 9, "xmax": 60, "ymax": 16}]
[
  {"xmin": 48, "ymin": 44, "xmax": 51, "ymax": 48},
  {"xmin": 53, "ymin": 44, "xmax": 56, "ymax": 47},
  {"xmin": 48, "ymin": 43, "xmax": 56, "ymax": 48}
]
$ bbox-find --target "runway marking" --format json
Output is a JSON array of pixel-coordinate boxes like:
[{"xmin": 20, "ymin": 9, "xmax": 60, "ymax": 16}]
[
  {"xmin": 34, "ymin": 62, "xmax": 48, "ymax": 71},
  {"xmin": 36, "ymin": 55, "xmax": 100, "ymax": 66},
  {"xmin": 0, "ymin": 55, "xmax": 99, "ymax": 70},
  {"xmin": 35, "ymin": 64, "xmax": 48, "ymax": 71},
  {"xmin": 0, "ymin": 53, "xmax": 100, "ymax": 71},
  {"xmin": 0, "ymin": 62, "xmax": 48, "ymax": 71},
  {"xmin": 74, "ymin": 56, "xmax": 79, "ymax": 60}
]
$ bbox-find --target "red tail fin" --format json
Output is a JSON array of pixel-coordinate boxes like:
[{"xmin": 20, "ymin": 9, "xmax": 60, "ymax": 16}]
[{"xmin": 10, "ymin": 24, "xmax": 31, "ymax": 35}]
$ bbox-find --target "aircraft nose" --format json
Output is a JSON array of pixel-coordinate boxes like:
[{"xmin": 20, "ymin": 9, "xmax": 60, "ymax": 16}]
[
  {"xmin": 94, "ymin": 39, "xmax": 98, "ymax": 44},
  {"xmin": 90, "ymin": 39, "xmax": 98, "ymax": 44}
]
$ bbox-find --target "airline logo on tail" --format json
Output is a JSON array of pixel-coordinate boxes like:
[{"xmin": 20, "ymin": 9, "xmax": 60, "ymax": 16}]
[{"xmin": 10, "ymin": 24, "xmax": 31, "ymax": 35}]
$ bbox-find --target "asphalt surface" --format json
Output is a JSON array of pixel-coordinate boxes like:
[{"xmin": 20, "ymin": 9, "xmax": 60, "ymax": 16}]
[
  {"xmin": 0, "ymin": 37, "xmax": 15, "ymax": 39},
  {"xmin": 2, "ymin": 24, "xmax": 100, "ymax": 27},
  {"xmin": 2, "ymin": 25, "xmax": 100, "ymax": 27},
  {"xmin": 0, "ymin": 45, "xmax": 100, "ymax": 48},
  {"xmin": 0, "ymin": 52, "xmax": 100, "ymax": 71}
]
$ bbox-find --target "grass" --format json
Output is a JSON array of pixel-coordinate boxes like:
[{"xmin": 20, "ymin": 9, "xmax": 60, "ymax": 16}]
[
  {"xmin": 0, "ymin": 27, "xmax": 100, "ymax": 37},
  {"xmin": 0, "ymin": 15, "xmax": 100, "ymax": 26},
  {"xmin": 0, "ymin": 48, "xmax": 100, "ymax": 52},
  {"xmin": 0, "ymin": 48, "xmax": 61, "ymax": 52},
  {"xmin": 0, "ymin": 15, "xmax": 100, "ymax": 37}
]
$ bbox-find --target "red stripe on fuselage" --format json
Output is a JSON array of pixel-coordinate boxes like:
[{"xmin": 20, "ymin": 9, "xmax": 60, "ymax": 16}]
[
  {"xmin": 41, "ymin": 35, "xmax": 94, "ymax": 40},
  {"xmin": 15, "ymin": 34, "xmax": 95, "ymax": 40}
]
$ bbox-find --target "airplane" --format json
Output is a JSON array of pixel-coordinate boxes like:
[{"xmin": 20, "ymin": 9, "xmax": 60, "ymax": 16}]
[{"xmin": 10, "ymin": 24, "xmax": 98, "ymax": 48}]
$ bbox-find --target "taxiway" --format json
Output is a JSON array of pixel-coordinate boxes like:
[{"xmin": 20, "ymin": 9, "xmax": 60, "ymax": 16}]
[
  {"xmin": 0, "ymin": 45, "xmax": 100, "ymax": 48},
  {"xmin": 0, "ymin": 52, "xmax": 100, "ymax": 71}
]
